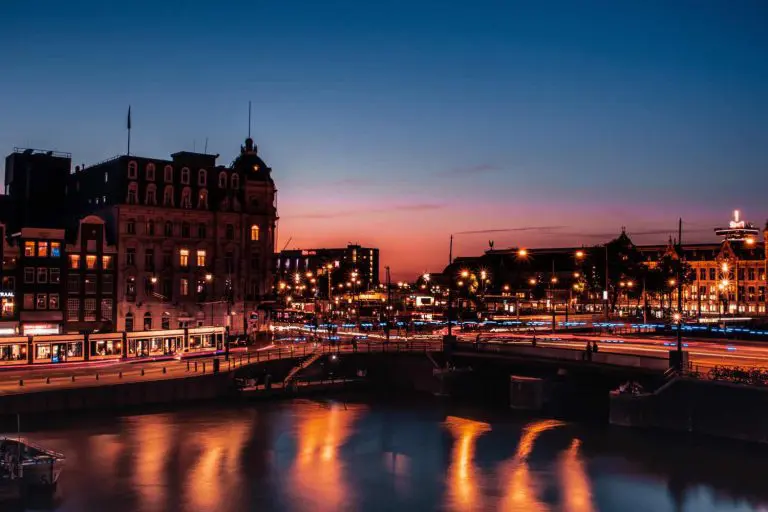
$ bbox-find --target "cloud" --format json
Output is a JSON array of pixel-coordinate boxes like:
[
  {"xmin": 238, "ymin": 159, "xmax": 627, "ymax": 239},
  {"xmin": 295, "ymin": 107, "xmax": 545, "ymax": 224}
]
[
  {"xmin": 288, "ymin": 203, "xmax": 445, "ymax": 219},
  {"xmin": 327, "ymin": 177, "xmax": 371, "ymax": 188},
  {"xmin": 440, "ymin": 163, "xmax": 501, "ymax": 176},
  {"xmin": 454, "ymin": 226, "xmax": 565, "ymax": 235}
]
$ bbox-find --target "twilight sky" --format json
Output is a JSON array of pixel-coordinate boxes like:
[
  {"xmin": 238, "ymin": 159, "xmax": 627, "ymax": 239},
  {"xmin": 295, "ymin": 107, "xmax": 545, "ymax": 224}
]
[{"xmin": 2, "ymin": 0, "xmax": 767, "ymax": 278}]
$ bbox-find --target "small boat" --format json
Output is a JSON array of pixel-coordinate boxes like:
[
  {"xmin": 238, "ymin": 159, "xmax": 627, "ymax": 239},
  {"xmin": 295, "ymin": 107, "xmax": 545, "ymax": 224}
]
[{"xmin": 0, "ymin": 437, "xmax": 64, "ymax": 500}]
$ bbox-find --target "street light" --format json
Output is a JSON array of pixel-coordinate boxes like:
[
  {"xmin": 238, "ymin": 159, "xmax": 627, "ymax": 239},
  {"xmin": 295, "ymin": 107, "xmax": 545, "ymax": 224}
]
[{"xmin": 518, "ymin": 248, "xmax": 528, "ymax": 257}]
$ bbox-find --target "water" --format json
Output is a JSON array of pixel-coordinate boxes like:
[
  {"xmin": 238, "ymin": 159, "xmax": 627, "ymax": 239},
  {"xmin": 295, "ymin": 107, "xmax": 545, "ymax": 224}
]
[{"xmin": 11, "ymin": 397, "xmax": 768, "ymax": 512}]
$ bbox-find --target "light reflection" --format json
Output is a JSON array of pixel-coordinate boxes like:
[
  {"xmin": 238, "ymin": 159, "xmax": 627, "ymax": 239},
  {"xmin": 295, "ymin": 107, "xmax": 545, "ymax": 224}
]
[
  {"xmin": 130, "ymin": 414, "xmax": 173, "ymax": 512},
  {"xmin": 498, "ymin": 419, "xmax": 564, "ymax": 512},
  {"xmin": 444, "ymin": 415, "xmax": 492, "ymax": 510},
  {"xmin": 291, "ymin": 401, "xmax": 364, "ymax": 511},
  {"xmin": 558, "ymin": 439, "xmax": 595, "ymax": 512}
]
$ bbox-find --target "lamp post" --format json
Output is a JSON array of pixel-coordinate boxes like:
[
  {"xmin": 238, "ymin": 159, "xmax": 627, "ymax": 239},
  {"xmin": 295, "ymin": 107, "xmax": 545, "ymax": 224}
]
[{"xmin": 205, "ymin": 273, "xmax": 214, "ymax": 325}]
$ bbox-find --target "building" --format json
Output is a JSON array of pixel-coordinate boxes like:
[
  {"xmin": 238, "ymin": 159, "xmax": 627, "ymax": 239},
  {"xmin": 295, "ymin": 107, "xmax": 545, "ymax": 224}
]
[
  {"xmin": 275, "ymin": 244, "xmax": 380, "ymax": 298},
  {"xmin": 65, "ymin": 137, "xmax": 278, "ymax": 334}
]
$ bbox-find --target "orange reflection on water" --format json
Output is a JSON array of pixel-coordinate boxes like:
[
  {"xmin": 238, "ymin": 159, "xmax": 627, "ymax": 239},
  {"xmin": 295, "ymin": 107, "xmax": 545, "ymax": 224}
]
[
  {"xmin": 558, "ymin": 439, "xmax": 595, "ymax": 512},
  {"xmin": 291, "ymin": 401, "xmax": 364, "ymax": 511},
  {"xmin": 498, "ymin": 419, "xmax": 564, "ymax": 512},
  {"xmin": 443, "ymin": 415, "xmax": 492, "ymax": 511},
  {"xmin": 130, "ymin": 414, "xmax": 173, "ymax": 512}
]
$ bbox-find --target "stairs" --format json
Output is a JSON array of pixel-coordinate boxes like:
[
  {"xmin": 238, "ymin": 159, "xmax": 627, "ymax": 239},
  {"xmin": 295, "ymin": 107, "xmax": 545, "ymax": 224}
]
[{"xmin": 283, "ymin": 351, "xmax": 323, "ymax": 386}]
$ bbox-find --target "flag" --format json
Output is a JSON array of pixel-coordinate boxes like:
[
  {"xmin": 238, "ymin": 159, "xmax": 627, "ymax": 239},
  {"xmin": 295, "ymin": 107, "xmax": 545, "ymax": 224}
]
[{"xmin": 127, "ymin": 106, "xmax": 132, "ymax": 130}]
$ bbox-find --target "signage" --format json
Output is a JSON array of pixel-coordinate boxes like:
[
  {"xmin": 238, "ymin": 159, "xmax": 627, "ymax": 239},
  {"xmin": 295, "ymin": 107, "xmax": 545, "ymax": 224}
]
[
  {"xmin": 0, "ymin": 291, "xmax": 13, "ymax": 298},
  {"xmin": 301, "ymin": 250, "xmax": 317, "ymax": 256},
  {"xmin": 23, "ymin": 324, "xmax": 60, "ymax": 335}
]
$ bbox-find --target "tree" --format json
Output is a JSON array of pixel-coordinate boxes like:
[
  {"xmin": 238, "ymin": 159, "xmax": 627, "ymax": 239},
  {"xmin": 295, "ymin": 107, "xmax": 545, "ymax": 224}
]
[
  {"xmin": 645, "ymin": 245, "xmax": 694, "ymax": 318},
  {"xmin": 580, "ymin": 230, "xmax": 644, "ymax": 313}
]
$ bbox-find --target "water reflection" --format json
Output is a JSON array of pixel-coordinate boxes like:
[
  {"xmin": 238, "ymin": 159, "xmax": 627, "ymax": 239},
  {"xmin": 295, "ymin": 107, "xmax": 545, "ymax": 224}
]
[
  {"xmin": 129, "ymin": 414, "xmax": 173, "ymax": 511},
  {"xmin": 444, "ymin": 415, "xmax": 492, "ymax": 510},
  {"xmin": 558, "ymin": 439, "xmax": 595, "ymax": 512}
]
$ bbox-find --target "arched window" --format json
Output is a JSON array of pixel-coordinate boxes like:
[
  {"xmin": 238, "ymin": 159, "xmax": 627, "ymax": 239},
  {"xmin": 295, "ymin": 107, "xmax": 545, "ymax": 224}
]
[
  {"xmin": 163, "ymin": 185, "xmax": 174, "ymax": 207},
  {"xmin": 146, "ymin": 220, "xmax": 155, "ymax": 236},
  {"xmin": 143, "ymin": 312, "xmax": 152, "ymax": 331},
  {"xmin": 231, "ymin": 173, "xmax": 240, "ymax": 190},
  {"xmin": 181, "ymin": 167, "xmax": 190, "ymax": 185},
  {"xmin": 125, "ymin": 312, "xmax": 134, "ymax": 332},
  {"xmin": 127, "ymin": 182, "xmax": 138, "ymax": 204},
  {"xmin": 146, "ymin": 163, "xmax": 156, "ymax": 181},
  {"xmin": 198, "ymin": 189, "xmax": 208, "ymax": 209},
  {"xmin": 164, "ymin": 165, "xmax": 173, "ymax": 183},
  {"xmin": 128, "ymin": 161, "xmax": 138, "ymax": 179},
  {"xmin": 198, "ymin": 168, "xmax": 207, "ymax": 186},
  {"xmin": 181, "ymin": 187, "xmax": 192, "ymax": 208},
  {"xmin": 250, "ymin": 224, "xmax": 260, "ymax": 241},
  {"xmin": 164, "ymin": 221, "xmax": 173, "ymax": 237},
  {"xmin": 218, "ymin": 171, "xmax": 227, "ymax": 188},
  {"xmin": 145, "ymin": 184, "xmax": 157, "ymax": 205}
]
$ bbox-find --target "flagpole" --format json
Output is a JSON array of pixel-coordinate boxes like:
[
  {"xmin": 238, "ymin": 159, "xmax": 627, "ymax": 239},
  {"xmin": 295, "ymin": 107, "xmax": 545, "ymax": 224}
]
[{"xmin": 127, "ymin": 106, "xmax": 132, "ymax": 156}]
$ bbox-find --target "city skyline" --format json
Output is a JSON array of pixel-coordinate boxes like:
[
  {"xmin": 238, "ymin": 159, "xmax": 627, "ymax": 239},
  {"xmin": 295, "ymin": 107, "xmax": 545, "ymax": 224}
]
[{"xmin": 2, "ymin": 1, "xmax": 767, "ymax": 278}]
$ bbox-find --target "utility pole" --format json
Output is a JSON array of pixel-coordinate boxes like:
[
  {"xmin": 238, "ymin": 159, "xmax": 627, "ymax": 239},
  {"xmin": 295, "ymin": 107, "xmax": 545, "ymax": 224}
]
[
  {"xmin": 677, "ymin": 218, "xmax": 683, "ymax": 364},
  {"xmin": 604, "ymin": 244, "xmax": 610, "ymax": 321},
  {"xmin": 386, "ymin": 266, "xmax": 392, "ymax": 343},
  {"xmin": 551, "ymin": 259, "xmax": 556, "ymax": 332},
  {"xmin": 447, "ymin": 235, "xmax": 454, "ymax": 338}
]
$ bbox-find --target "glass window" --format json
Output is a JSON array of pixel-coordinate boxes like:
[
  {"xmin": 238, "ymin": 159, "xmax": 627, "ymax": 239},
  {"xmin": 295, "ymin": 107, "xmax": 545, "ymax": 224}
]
[
  {"xmin": 709, "ymin": 268, "xmax": 716, "ymax": 281},
  {"xmin": 162, "ymin": 314, "xmax": 170, "ymax": 330},
  {"xmin": 181, "ymin": 187, "xmax": 192, "ymax": 208},
  {"xmin": 225, "ymin": 252, "xmax": 233, "ymax": 274},
  {"xmin": 250, "ymin": 224, "xmax": 260, "ymax": 241},
  {"xmin": 125, "ymin": 313, "xmax": 134, "ymax": 332},
  {"xmin": 23, "ymin": 294, "xmax": 33, "ymax": 310},
  {"xmin": 699, "ymin": 268, "xmax": 706, "ymax": 280},
  {"xmin": 128, "ymin": 161, "xmax": 138, "ymax": 179},
  {"xmin": 162, "ymin": 251, "xmax": 172, "ymax": 268},
  {"xmin": 127, "ymin": 219, "xmax": 136, "ymax": 234},
  {"xmin": 51, "ymin": 242, "xmax": 61, "ymax": 257},
  {"xmin": 163, "ymin": 185, "xmax": 174, "ymax": 207},
  {"xmin": 198, "ymin": 169, "xmax": 207, "ymax": 186},
  {"xmin": 37, "ymin": 268, "xmax": 47, "ymax": 283},
  {"xmin": 164, "ymin": 221, "xmax": 173, "ymax": 237},
  {"xmin": 126, "ymin": 277, "xmax": 136, "ymax": 297},
  {"xmin": 127, "ymin": 182, "xmax": 138, "ymax": 204},
  {"xmin": 144, "ymin": 248, "xmax": 154, "ymax": 270},
  {"xmin": 226, "ymin": 224, "xmax": 234, "ymax": 240},
  {"xmin": 70, "ymin": 254, "xmax": 80, "ymax": 269},
  {"xmin": 164, "ymin": 165, "xmax": 173, "ymax": 183},
  {"xmin": 24, "ymin": 241, "xmax": 35, "ymax": 257},
  {"xmin": 84, "ymin": 299, "xmax": 96, "ymax": 321},
  {"xmin": 143, "ymin": 312, "xmax": 152, "ymax": 330},
  {"xmin": 101, "ymin": 299, "xmax": 113, "ymax": 321},
  {"xmin": 102, "ymin": 255, "xmax": 112, "ymax": 269},
  {"xmin": 196, "ymin": 250, "xmax": 206, "ymax": 267},
  {"xmin": 37, "ymin": 242, "xmax": 48, "ymax": 257},
  {"xmin": 181, "ymin": 222, "xmax": 190, "ymax": 238},
  {"xmin": 738, "ymin": 269, "xmax": 745, "ymax": 281},
  {"xmin": 198, "ymin": 189, "xmax": 208, "ymax": 209},
  {"xmin": 36, "ymin": 294, "xmax": 47, "ymax": 310},
  {"xmin": 85, "ymin": 274, "xmax": 97, "ymax": 294},
  {"xmin": 146, "ymin": 185, "xmax": 157, "ymax": 205},
  {"xmin": 67, "ymin": 298, "xmax": 79, "ymax": 320},
  {"xmin": 180, "ymin": 278, "xmax": 189, "ymax": 296},
  {"xmin": 146, "ymin": 163, "xmax": 155, "ymax": 181},
  {"xmin": 181, "ymin": 167, "xmax": 190, "ymax": 185},
  {"xmin": 49, "ymin": 294, "xmax": 59, "ymax": 310},
  {"xmin": 24, "ymin": 268, "xmax": 34, "ymax": 283},
  {"xmin": 218, "ymin": 172, "xmax": 227, "ymax": 188},
  {"xmin": 179, "ymin": 249, "xmax": 189, "ymax": 267},
  {"xmin": 146, "ymin": 220, "xmax": 155, "ymax": 236},
  {"xmin": 68, "ymin": 275, "xmax": 79, "ymax": 293},
  {"xmin": 126, "ymin": 248, "xmax": 135, "ymax": 266},
  {"xmin": 231, "ymin": 174, "xmax": 239, "ymax": 189},
  {"xmin": 86, "ymin": 255, "xmax": 97, "ymax": 270},
  {"xmin": 50, "ymin": 268, "xmax": 60, "ymax": 284},
  {"xmin": 749, "ymin": 268, "xmax": 756, "ymax": 281},
  {"xmin": 198, "ymin": 223, "xmax": 206, "ymax": 239},
  {"xmin": 103, "ymin": 275, "xmax": 113, "ymax": 294}
]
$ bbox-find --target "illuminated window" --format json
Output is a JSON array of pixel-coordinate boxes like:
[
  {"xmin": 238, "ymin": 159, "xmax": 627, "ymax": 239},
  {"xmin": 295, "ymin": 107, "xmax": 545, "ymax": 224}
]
[
  {"xmin": 69, "ymin": 254, "xmax": 80, "ymax": 269},
  {"xmin": 146, "ymin": 163, "xmax": 155, "ymax": 181},
  {"xmin": 102, "ymin": 255, "xmax": 112, "ymax": 269},
  {"xmin": 37, "ymin": 242, "xmax": 48, "ymax": 258},
  {"xmin": 250, "ymin": 224, "xmax": 260, "ymax": 241},
  {"xmin": 49, "ymin": 294, "xmax": 59, "ymax": 310},
  {"xmin": 86, "ymin": 255, "xmax": 97, "ymax": 270},
  {"xmin": 128, "ymin": 161, "xmax": 138, "ymax": 179},
  {"xmin": 218, "ymin": 171, "xmax": 227, "ymax": 188},
  {"xmin": 181, "ymin": 167, "xmax": 190, "ymax": 185},
  {"xmin": 180, "ymin": 278, "xmax": 189, "ymax": 296},
  {"xmin": 163, "ymin": 185, "xmax": 174, "ymax": 206},
  {"xmin": 36, "ymin": 294, "xmax": 47, "ymax": 310},
  {"xmin": 196, "ymin": 250, "xmax": 206, "ymax": 267},
  {"xmin": 198, "ymin": 189, "xmax": 208, "ymax": 209},
  {"xmin": 179, "ymin": 248, "xmax": 189, "ymax": 268},
  {"xmin": 198, "ymin": 169, "xmax": 207, "ymax": 186},
  {"xmin": 51, "ymin": 242, "xmax": 61, "ymax": 257},
  {"xmin": 231, "ymin": 173, "xmax": 239, "ymax": 189},
  {"xmin": 24, "ymin": 241, "xmax": 35, "ymax": 257},
  {"xmin": 164, "ymin": 165, "xmax": 173, "ymax": 183},
  {"xmin": 101, "ymin": 299, "xmax": 113, "ymax": 321}
]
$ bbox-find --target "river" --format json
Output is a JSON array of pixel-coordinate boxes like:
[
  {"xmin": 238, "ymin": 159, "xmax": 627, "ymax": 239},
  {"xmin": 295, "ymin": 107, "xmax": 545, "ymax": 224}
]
[{"xmin": 9, "ymin": 396, "xmax": 768, "ymax": 511}]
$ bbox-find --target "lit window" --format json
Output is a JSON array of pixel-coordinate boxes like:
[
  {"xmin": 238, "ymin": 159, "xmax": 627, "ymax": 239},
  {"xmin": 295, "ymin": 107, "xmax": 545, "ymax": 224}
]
[
  {"xmin": 181, "ymin": 167, "xmax": 190, "ymax": 185},
  {"xmin": 51, "ymin": 242, "xmax": 61, "ymax": 257},
  {"xmin": 179, "ymin": 248, "xmax": 189, "ymax": 267},
  {"xmin": 250, "ymin": 224, "xmax": 260, "ymax": 241},
  {"xmin": 36, "ymin": 294, "xmax": 47, "ymax": 310},
  {"xmin": 69, "ymin": 254, "xmax": 80, "ymax": 269},
  {"xmin": 198, "ymin": 189, "xmax": 208, "ymax": 209},
  {"xmin": 196, "ymin": 250, "xmax": 206, "ymax": 267},
  {"xmin": 49, "ymin": 294, "xmax": 59, "ymax": 310},
  {"xmin": 198, "ymin": 169, "xmax": 207, "ymax": 186},
  {"xmin": 146, "ymin": 163, "xmax": 156, "ymax": 181},
  {"xmin": 128, "ymin": 161, "xmax": 138, "ymax": 179},
  {"xmin": 104, "ymin": 171, "xmax": 109, "ymax": 183},
  {"xmin": 231, "ymin": 174, "xmax": 240, "ymax": 189},
  {"xmin": 102, "ymin": 255, "xmax": 112, "ymax": 269},
  {"xmin": 24, "ymin": 241, "xmax": 35, "ymax": 257},
  {"xmin": 86, "ymin": 255, "xmax": 97, "ymax": 270},
  {"xmin": 180, "ymin": 278, "xmax": 189, "ymax": 296},
  {"xmin": 164, "ymin": 165, "xmax": 173, "ymax": 182},
  {"xmin": 38, "ymin": 242, "xmax": 48, "ymax": 258}
]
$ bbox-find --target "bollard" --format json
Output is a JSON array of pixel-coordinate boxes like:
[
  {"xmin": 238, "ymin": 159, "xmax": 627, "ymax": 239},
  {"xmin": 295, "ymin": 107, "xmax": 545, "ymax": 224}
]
[
  {"xmin": 71, "ymin": 375, "xmax": 75, "ymax": 382},
  {"xmin": 18, "ymin": 379, "xmax": 23, "ymax": 387},
  {"xmin": 96, "ymin": 373, "xmax": 99, "ymax": 380},
  {"xmin": 141, "ymin": 369, "xmax": 145, "ymax": 376},
  {"xmin": 202, "ymin": 362, "xmax": 206, "ymax": 373},
  {"xmin": 195, "ymin": 361, "xmax": 198, "ymax": 372},
  {"xmin": 162, "ymin": 367, "xmax": 167, "ymax": 374},
  {"xmin": 46, "ymin": 377, "xmax": 50, "ymax": 384},
  {"xmin": 119, "ymin": 371, "xmax": 123, "ymax": 379},
  {"xmin": 247, "ymin": 352, "xmax": 250, "ymax": 364},
  {"xmin": 187, "ymin": 361, "xmax": 190, "ymax": 372}
]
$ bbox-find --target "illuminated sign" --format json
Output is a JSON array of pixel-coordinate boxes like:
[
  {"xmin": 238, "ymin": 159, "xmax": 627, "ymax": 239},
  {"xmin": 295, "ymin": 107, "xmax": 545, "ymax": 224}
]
[
  {"xmin": 301, "ymin": 250, "xmax": 317, "ymax": 256},
  {"xmin": 415, "ymin": 296, "xmax": 434, "ymax": 307},
  {"xmin": 23, "ymin": 324, "xmax": 60, "ymax": 335},
  {"xmin": 0, "ymin": 291, "xmax": 13, "ymax": 298},
  {"xmin": 729, "ymin": 210, "xmax": 746, "ymax": 229}
]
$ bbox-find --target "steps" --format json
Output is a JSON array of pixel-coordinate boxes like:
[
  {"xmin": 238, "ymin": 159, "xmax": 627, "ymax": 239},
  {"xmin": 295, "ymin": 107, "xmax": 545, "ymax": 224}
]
[{"xmin": 283, "ymin": 351, "xmax": 323, "ymax": 386}]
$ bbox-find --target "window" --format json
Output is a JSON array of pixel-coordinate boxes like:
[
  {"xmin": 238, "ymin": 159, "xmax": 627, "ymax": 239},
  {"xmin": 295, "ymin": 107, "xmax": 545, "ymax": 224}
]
[
  {"xmin": 738, "ymin": 268, "xmax": 745, "ymax": 281},
  {"xmin": 127, "ymin": 219, "xmax": 136, "ymax": 234},
  {"xmin": 68, "ymin": 275, "xmax": 79, "ymax": 293},
  {"xmin": 49, "ymin": 294, "xmax": 59, "ymax": 310},
  {"xmin": 700, "ymin": 268, "xmax": 706, "ymax": 280},
  {"xmin": 125, "ymin": 312, "xmax": 134, "ymax": 332},
  {"xmin": 127, "ymin": 182, "xmax": 138, "ymax": 204},
  {"xmin": 2, "ymin": 276, "xmax": 15, "ymax": 291},
  {"xmin": 181, "ymin": 187, "xmax": 192, "ymax": 208},
  {"xmin": 24, "ymin": 268, "xmax": 34, "ymax": 284},
  {"xmin": 23, "ymin": 294, "xmax": 34, "ymax": 310},
  {"xmin": 67, "ymin": 298, "xmax": 79, "ymax": 320},
  {"xmin": 126, "ymin": 248, "xmax": 136, "ymax": 266},
  {"xmin": 231, "ymin": 173, "xmax": 239, "ymax": 189},
  {"xmin": 164, "ymin": 165, "xmax": 173, "ymax": 182},
  {"xmin": 144, "ymin": 248, "xmax": 154, "ymax": 270},
  {"xmin": 128, "ymin": 161, "xmax": 138, "ymax": 179},
  {"xmin": 196, "ymin": 250, "xmax": 206, "ymax": 267},
  {"xmin": 218, "ymin": 171, "xmax": 227, "ymax": 188},
  {"xmin": 225, "ymin": 251, "xmax": 234, "ymax": 274},
  {"xmin": 164, "ymin": 221, "xmax": 173, "ymax": 237},
  {"xmin": 101, "ymin": 299, "xmax": 113, "ymax": 321},
  {"xmin": 104, "ymin": 171, "xmax": 109, "ymax": 183},
  {"xmin": 145, "ymin": 220, "xmax": 155, "ymax": 237},
  {"xmin": 86, "ymin": 255, "xmax": 97, "ymax": 270},
  {"xmin": 38, "ymin": 242, "xmax": 48, "ymax": 257},
  {"xmin": 84, "ymin": 298, "xmax": 96, "ymax": 321},
  {"xmin": 51, "ymin": 242, "xmax": 61, "ymax": 257},
  {"xmin": 36, "ymin": 294, "xmax": 47, "ymax": 310},
  {"xmin": 226, "ymin": 224, "xmax": 234, "ymax": 240},
  {"xmin": 179, "ymin": 248, "xmax": 189, "ymax": 268},
  {"xmin": 198, "ymin": 168, "xmax": 207, "ymax": 186},
  {"xmin": 103, "ymin": 275, "xmax": 113, "ymax": 294},
  {"xmin": 198, "ymin": 189, "xmax": 208, "ymax": 209},
  {"xmin": 163, "ymin": 185, "xmax": 174, "ymax": 207},
  {"xmin": 37, "ymin": 268, "xmax": 47, "ymax": 283},
  {"xmin": 126, "ymin": 277, "xmax": 136, "ymax": 298},
  {"xmin": 85, "ymin": 275, "xmax": 97, "ymax": 294},
  {"xmin": 162, "ymin": 251, "xmax": 172, "ymax": 268},
  {"xmin": 143, "ymin": 312, "xmax": 152, "ymax": 330},
  {"xmin": 161, "ymin": 313, "xmax": 170, "ymax": 330},
  {"xmin": 180, "ymin": 278, "xmax": 189, "ymax": 296},
  {"xmin": 181, "ymin": 222, "xmax": 190, "ymax": 238},
  {"xmin": 145, "ymin": 184, "xmax": 157, "ymax": 205},
  {"xmin": 197, "ymin": 223, "xmax": 207, "ymax": 239},
  {"xmin": 24, "ymin": 241, "xmax": 35, "ymax": 257},
  {"xmin": 250, "ymin": 253, "xmax": 259, "ymax": 270},
  {"xmin": 760, "ymin": 287, "xmax": 766, "ymax": 302},
  {"xmin": 50, "ymin": 268, "xmax": 60, "ymax": 284},
  {"xmin": 181, "ymin": 167, "xmax": 190, "ymax": 184},
  {"xmin": 102, "ymin": 255, "xmax": 113, "ymax": 269},
  {"xmin": 144, "ymin": 276, "xmax": 154, "ymax": 295},
  {"xmin": 87, "ymin": 240, "xmax": 96, "ymax": 252},
  {"xmin": 67, "ymin": 255, "xmax": 78, "ymax": 273},
  {"xmin": 749, "ymin": 268, "xmax": 756, "ymax": 281},
  {"xmin": 709, "ymin": 268, "xmax": 716, "ymax": 281},
  {"xmin": 250, "ymin": 224, "xmax": 260, "ymax": 241},
  {"xmin": 146, "ymin": 163, "xmax": 156, "ymax": 181}
]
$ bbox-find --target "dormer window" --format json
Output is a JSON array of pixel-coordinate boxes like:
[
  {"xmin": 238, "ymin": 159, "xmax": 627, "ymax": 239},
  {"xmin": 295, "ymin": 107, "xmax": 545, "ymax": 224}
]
[
  {"xmin": 146, "ymin": 163, "xmax": 156, "ymax": 181},
  {"xmin": 163, "ymin": 185, "xmax": 174, "ymax": 207},
  {"xmin": 128, "ymin": 161, "xmax": 138, "ymax": 179},
  {"xmin": 164, "ymin": 165, "xmax": 173, "ymax": 183},
  {"xmin": 218, "ymin": 171, "xmax": 227, "ymax": 188},
  {"xmin": 181, "ymin": 167, "xmax": 190, "ymax": 185},
  {"xmin": 231, "ymin": 174, "xmax": 240, "ymax": 190},
  {"xmin": 198, "ymin": 169, "xmax": 207, "ymax": 186}
]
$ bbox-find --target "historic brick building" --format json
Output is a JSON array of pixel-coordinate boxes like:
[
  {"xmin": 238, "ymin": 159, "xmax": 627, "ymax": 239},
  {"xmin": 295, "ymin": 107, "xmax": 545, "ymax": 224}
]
[{"xmin": 66, "ymin": 137, "xmax": 277, "ymax": 334}]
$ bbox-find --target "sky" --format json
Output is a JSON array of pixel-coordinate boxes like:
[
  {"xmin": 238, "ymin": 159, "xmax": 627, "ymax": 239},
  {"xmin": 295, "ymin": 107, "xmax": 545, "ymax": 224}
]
[{"xmin": 2, "ymin": 1, "xmax": 767, "ymax": 278}]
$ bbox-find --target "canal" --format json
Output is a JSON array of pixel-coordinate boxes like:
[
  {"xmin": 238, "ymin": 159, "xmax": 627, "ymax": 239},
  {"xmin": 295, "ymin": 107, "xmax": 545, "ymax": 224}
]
[{"xmin": 9, "ymin": 396, "xmax": 768, "ymax": 511}]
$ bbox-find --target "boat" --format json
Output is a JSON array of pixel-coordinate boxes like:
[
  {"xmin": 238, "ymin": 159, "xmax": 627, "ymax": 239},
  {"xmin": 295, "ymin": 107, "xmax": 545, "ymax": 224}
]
[{"xmin": 0, "ymin": 437, "xmax": 64, "ymax": 500}]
